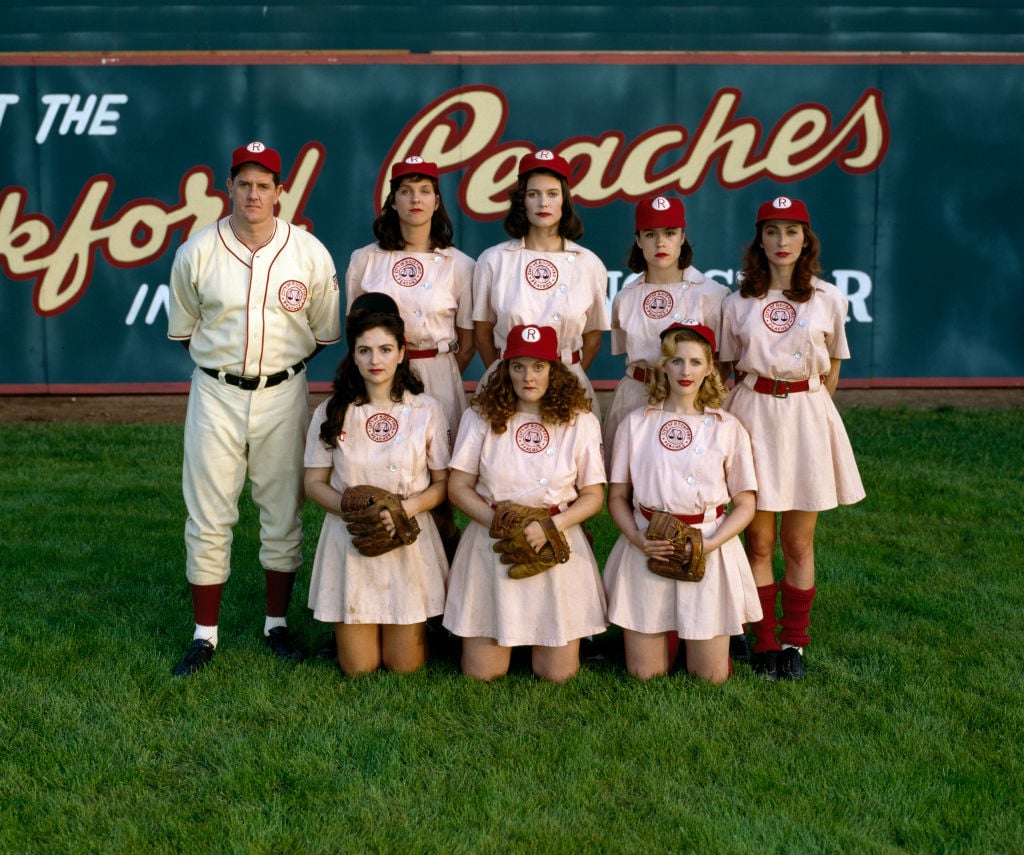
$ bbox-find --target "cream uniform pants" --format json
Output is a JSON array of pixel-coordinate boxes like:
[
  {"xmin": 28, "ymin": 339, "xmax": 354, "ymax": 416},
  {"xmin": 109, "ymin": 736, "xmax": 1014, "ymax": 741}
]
[{"xmin": 183, "ymin": 367, "xmax": 309, "ymax": 585}]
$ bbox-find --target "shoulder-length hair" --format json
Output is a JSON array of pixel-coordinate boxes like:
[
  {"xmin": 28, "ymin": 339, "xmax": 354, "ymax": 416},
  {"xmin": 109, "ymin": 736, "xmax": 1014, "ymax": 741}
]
[
  {"xmin": 372, "ymin": 173, "xmax": 455, "ymax": 251},
  {"xmin": 502, "ymin": 170, "xmax": 584, "ymax": 241},
  {"xmin": 318, "ymin": 312, "xmax": 424, "ymax": 448},
  {"xmin": 471, "ymin": 359, "xmax": 592, "ymax": 433},
  {"xmin": 627, "ymin": 234, "xmax": 695, "ymax": 274},
  {"xmin": 738, "ymin": 223, "xmax": 822, "ymax": 302},
  {"xmin": 648, "ymin": 327, "xmax": 728, "ymax": 410}
]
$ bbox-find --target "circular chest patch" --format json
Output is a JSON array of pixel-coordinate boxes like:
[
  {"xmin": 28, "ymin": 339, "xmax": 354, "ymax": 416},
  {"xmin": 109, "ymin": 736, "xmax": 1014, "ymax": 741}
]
[
  {"xmin": 392, "ymin": 257, "xmax": 424, "ymax": 287},
  {"xmin": 366, "ymin": 413, "xmax": 399, "ymax": 443},
  {"xmin": 762, "ymin": 300, "xmax": 797, "ymax": 333},
  {"xmin": 643, "ymin": 290, "xmax": 674, "ymax": 320},
  {"xmin": 659, "ymin": 419, "xmax": 693, "ymax": 451},
  {"xmin": 515, "ymin": 422, "xmax": 550, "ymax": 453},
  {"xmin": 525, "ymin": 259, "xmax": 558, "ymax": 291},
  {"xmin": 278, "ymin": 280, "xmax": 307, "ymax": 312}
]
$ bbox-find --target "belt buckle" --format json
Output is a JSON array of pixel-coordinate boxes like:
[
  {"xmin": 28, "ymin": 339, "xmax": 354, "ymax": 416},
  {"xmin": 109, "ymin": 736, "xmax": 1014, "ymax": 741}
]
[
  {"xmin": 238, "ymin": 375, "xmax": 261, "ymax": 391},
  {"xmin": 771, "ymin": 378, "xmax": 790, "ymax": 398}
]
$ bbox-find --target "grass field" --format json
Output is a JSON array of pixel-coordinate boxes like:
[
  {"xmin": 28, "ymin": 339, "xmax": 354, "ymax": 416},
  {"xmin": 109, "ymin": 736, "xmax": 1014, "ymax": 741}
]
[{"xmin": 1, "ymin": 407, "xmax": 1023, "ymax": 853}]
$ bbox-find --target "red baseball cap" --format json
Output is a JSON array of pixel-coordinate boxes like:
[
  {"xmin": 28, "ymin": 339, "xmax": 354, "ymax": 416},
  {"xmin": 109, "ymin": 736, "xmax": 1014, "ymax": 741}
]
[
  {"xmin": 660, "ymin": 321, "xmax": 717, "ymax": 353},
  {"xmin": 391, "ymin": 156, "xmax": 440, "ymax": 181},
  {"xmin": 518, "ymin": 149, "xmax": 571, "ymax": 179},
  {"xmin": 503, "ymin": 325, "xmax": 559, "ymax": 361},
  {"xmin": 756, "ymin": 196, "xmax": 810, "ymax": 226},
  {"xmin": 635, "ymin": 195, "xmax": 686, "ymax": 231},
  {"xmin": 231, "ymin": 141, "xmax": 281, "ymax": 174}
]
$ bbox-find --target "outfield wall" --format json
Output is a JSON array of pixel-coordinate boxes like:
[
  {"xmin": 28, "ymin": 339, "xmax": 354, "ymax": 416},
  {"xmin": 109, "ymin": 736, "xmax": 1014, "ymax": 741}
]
[{"xmin": 1, "ymin": 51, "xmax": 1022, "ymax": 393}]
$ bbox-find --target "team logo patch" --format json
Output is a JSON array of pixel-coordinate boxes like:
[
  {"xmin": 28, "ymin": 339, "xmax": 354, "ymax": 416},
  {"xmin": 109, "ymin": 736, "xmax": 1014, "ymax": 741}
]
[
  {"xmin": 525, "ymin": 259, "xmax": 558, "ymax": 291},
  {"xmin": 643, "ymin": 290, "xmax": 674, "ymax": 319},
  {"xmin": 659, "ymin": 419, "xmax": 693, "ymax": 451},
  {"xmin": 392, "ymin": 257, "xmax": 424, "ymax": 287},
  {"xmin": 279, "ymin": 280, "xmax": 308, "ymax": 312},
  {"xmin": 762, "ymin": 300, "xmax": 797, "ymax": 333},
  {"xmin": 515, "ymin": 422, "xmax": 550, "ymax": 453},
  {"xmin": 366, "ymin": 413, "xmax": 399, "ymax": 443}
]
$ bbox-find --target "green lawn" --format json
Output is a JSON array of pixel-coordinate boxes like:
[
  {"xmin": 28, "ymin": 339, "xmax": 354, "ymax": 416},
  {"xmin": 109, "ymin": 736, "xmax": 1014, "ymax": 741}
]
[{"xmin": 1, "ymin": 408, "xmax": 1022, "ymax": 853}]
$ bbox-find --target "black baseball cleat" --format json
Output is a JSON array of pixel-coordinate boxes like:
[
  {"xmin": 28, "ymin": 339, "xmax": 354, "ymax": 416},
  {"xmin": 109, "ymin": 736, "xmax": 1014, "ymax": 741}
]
[
  {"xmin": 265, "ymin": 626, "xmax": 305, "ymax": 662},
  {"xmin": 778, "ymin": 647, "xmax": 806, "ymax": 680},
  {"xmin": 173, "ymin": 638, "xmax": 215, "ymax": 677},
  {"xmin": 729, "ymin": 633, "xmax": 751, "ymax": 664},
  {"xmin": 750, "ymin": 650, "xmax": 779, "ymax": 682}
]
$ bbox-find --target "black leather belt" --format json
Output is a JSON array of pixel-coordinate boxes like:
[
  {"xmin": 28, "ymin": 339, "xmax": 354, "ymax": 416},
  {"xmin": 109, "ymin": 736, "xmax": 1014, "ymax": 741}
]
[{"xmin": 201, "ymin": 360, "xmax": 306, "ymax": 391}]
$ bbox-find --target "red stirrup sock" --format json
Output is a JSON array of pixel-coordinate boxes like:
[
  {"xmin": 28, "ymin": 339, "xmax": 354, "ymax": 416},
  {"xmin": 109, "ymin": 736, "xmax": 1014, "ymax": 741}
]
[
  {"xmin": 751, "ymin": 582, "xmax": 781, "ymax": 653},
  {"xmin": 190, "ymin": 583, "xmax": 225, "ymax": 627},
  {"xmin": 779, "ymin": 580, "xmax": 817, "ymax": 648},
  {"xmin": 265, "ymin": 568, "xmax": 297, "ymax": 618}
]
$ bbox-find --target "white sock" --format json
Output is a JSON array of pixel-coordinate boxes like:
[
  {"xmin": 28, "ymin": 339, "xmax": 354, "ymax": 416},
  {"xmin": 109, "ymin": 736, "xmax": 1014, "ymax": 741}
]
[
  {"xmin": 264, "ymin": 616, "xmax": 287, "ymax": 637},
  {"xmin": 194, "ymin": 624, "xmax": 218, "ymax": 648},
  {"xmin": 782, "ymin": 644, "xmax": 803, "ymax": 654}
]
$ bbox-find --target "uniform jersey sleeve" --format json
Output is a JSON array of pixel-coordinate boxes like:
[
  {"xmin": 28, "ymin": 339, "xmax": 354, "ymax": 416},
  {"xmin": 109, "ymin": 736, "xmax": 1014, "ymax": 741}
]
[
  {"xmin": 449, "ymin": 407, "xmax": 486, "ymax": 475},
  {"xmin": 822, "ymin": 282, "xmax": 852, "ymax": 360},
  {"xmin": 452, "ymin": 250, "xmax": 476, "ymax": 331},
  {"xmin": 305, "ymin": 238, "xmax": 342, "ymax": 345},
  {"xmin": 303, "ymin": 399, "xmax": 335, "ymax": 468},
  {"xmin": 471, "ymin": 248, "xmax": 497, "ymax": 324},
  {"xmin": 609, "ymin": 409, "xmax": 636, "ymax": 484},
  {"xmin": 722, "ymin": 416, "xmax": 758, "ymax": 498},
  {"xmin": 717, "ymin": 293, "xmax": 742, "ymax": 363},
  {"xmin": 573, "ymin": 412, "xmax": 608, "ymax": 488},
  {"xmin": 610, "ymin": 288, "xmax": 627, "ymax": 355},
  {"xmin": 344, "ymin": 245, "xmax": 372, "ymax": 310},
  {"xmin": 167, "ymin": 242, "xmax": 201, "ymax": 341},
  {"xmin": 582, "ymin": 251, "xmax": 611, "ymax": 334},
  {"xmin": 423, "ymin": 396, "xmax": 454, "ymax": 470}
]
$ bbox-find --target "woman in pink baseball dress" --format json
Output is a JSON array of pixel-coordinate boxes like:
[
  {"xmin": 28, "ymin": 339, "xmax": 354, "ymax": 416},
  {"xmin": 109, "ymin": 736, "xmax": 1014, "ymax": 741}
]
[
  {"xmin": 719, "ymin": 196, "xmax": 865, "ymax": 681},
  {"xmin": 443, "ymin": 324, "xmax": 607, "ymax": 683},
  {"xmin": 603, "ymin": 323, "xmax": 761, "ymax": 682}
]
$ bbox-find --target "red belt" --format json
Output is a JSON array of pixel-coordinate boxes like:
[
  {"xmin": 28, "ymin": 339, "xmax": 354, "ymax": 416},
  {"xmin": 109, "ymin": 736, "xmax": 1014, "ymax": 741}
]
[
  {"xmin": 407, "ymin": 347, "xmax": 439, "ymax": 359},
  {"xmin": 639, "ymin": 504, "xmax": 724, "ymax": 525},
  {"xmin": 630, "ymin": 366, "xmax": 654, "ymax": 384},
  {"xmin": 750, "ymin": 375, "xmax": 825, "ymax": 397}
]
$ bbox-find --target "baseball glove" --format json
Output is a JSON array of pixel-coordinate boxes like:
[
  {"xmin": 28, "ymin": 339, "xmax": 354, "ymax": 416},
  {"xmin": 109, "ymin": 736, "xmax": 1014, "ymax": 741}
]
[
  {"xmin": 489, "ymin": 501, "xmax": 571, "ymax": 579},
  {"xmin": 340, "ymin": 485, "xmax": 420, "ymax": 557},
  {"xmin": 645, "ymin": 511, "xmax": 706, "ymax": 582}
]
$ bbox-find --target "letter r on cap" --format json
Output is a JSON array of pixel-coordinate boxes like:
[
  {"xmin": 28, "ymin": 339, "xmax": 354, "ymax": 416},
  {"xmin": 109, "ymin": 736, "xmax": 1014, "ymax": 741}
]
[{"xmin": 523, "ymin": 327, "xmax": 540, "ymax": 341}]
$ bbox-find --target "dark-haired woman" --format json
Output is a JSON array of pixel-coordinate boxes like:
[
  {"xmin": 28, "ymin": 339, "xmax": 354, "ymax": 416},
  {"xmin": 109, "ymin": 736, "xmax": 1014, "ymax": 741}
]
[
  {"xmin": 346, "ymin": 156, "xmax": 475, "ymax": 442},
  {"xmin": 602, "ymin": 195, "xmax": 730, "ymax": 462},
  {"xmin": 303, "ymin": 303, "xmax": 450, "ymax": 676},
  {"xmin": 443, "ymin": 325, "xmax": 607, "ymax": 682},
  {"xmin": 719, "ymin": 196, "xmax": 865, "ymax": 681},
  {"xmin": 604, "ymin": 323, "xmax": 759, "ymax": 683},
  {"xmin": 472, "ymin": 150, "xmax": 609, "ymax": 415}
]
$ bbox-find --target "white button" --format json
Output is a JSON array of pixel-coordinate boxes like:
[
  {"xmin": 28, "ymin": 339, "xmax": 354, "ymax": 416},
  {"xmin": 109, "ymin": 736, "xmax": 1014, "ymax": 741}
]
[
  {"xmin": 695, "ymin": 447, "xmax": 704, "ymax": 454},
  {"xmin": 540, "ymin": 477, "xmax": 549, "ymax": 486},
  {"xmin": 687, "ymin": 476, "xmax": 696, "ymax": 484},
  {"xmin": 799, "ymin": 319, "xmax": 807, "ymax": 327},
  {"xmin": 795, "ymin": 352, "xmax": 803, "ymax": 360},
  {"xmin": 425, "ymin": 283, "xmax": 432, "ymax": 290},
  {"xmin": 415, "ymin": 310, "xmax": 423, "ymax": 317},
  {"xmin": 402, "ymin": 406, "xmax": 410, "ymax": 414},
  {"xmin": 560, "ymin": 285, "xmax": 567, "ymax": 293},
  {"xmin": 546, "ymin": 449, "xmax": 555, "ymax": 456},
  {"xmin": 674, "ymin": 313, "xmax": 682, "ymax": 320},
  {"xmin": 681, "ymin": 283, "xmax": 689, "ymax": 290},
  {"xmin": 434, "ymin": 256, "xmax": 442, "ymax": 264},
  {"xmin": 553, "ymin": 314, "xmax": 561, "ymax": 321},
  {"xmin": 388, "ymin": 464, "xmax": 398, "ymax": 472},
  {"xmin": 567, "ymin": 255, "xmax": 575, "ymax": 264},
  {"xmin": 396, "ymin": 436, "xmax": 404, "ymax": 444},
  {"xmin": 704, "ymin": 416, "xmax": 713, "ymax": 426}
]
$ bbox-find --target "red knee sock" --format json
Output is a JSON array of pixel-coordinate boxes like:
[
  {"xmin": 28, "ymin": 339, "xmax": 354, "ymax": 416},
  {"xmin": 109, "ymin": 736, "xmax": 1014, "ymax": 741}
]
[
  {"xmin": 265, "ymin": 569, "xmax": 297, "ymax": 618},
  {"xmin": 779, "ymin": 580, "xmax": 817, "ymax": 648},
  {"xmin": 190, "ymin": 583, "xmax": 225, "ymax": 627},
  {"xmin": 751, "ymin": 582, "xmax": 781, "ymax": 653}
]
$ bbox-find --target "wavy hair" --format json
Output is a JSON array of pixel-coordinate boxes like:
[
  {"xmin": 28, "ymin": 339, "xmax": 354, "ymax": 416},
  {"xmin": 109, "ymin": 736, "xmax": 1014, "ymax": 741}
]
[
  {"xmin": 318, "ymin": 312, "xmax": 424, "ymax": 448},
  {"xmin": 372, "ymin": 174, "xmax": 455, "ymax": 251},
  {"xmin": 648, "ymin": 327, "xmax": 728, "ymax": 410},
  {"xmin": 472, "ymin": 359, "xmax": 592, "ymax": 433},
  {"xmin": 502, "ymin": 170, "xmax": 584, "ymax": 241},
  {"xmin": 738, "ymin": 223, "xmax": 822, "ymax": 302}
]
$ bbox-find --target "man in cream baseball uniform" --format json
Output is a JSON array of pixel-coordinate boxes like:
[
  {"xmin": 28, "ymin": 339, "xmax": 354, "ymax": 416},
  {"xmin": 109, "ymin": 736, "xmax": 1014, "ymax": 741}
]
[{"xmin": 168, "ymin": 141, "xmax": 341, "ymax": 676}]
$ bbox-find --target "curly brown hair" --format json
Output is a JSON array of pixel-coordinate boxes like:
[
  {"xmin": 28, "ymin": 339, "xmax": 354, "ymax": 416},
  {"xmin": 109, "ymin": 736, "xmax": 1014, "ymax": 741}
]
[
  {"xmin": 372, "ymin": 174, "xmax": 455, "ymax": 251},
  {"xmin": 648, "ymin": 328, "xmax": 728, "ymax": 410},
  {"xmin": 738, "ymin": 223, "xmax": 821, "ymax": 302},
  {"xmin": 471, "ymin": 359, "xmax": 592, "ymax": 433},
  {"xmin": 502, "ymin": 171, "xmax": 584, "ymax": 241}
]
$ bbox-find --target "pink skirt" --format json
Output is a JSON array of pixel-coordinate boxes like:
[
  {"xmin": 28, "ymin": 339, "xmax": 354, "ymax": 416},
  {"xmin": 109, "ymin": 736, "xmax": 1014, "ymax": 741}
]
[
  {"xmin": 723, "ymin": 382, "xmax": 865, "ymax": 512},
  {"xmin": 443, "ymin": 519, "xmax": 608, "ymax": 647}
]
